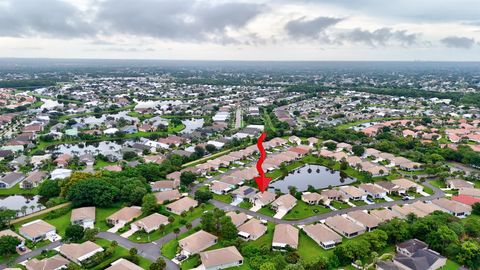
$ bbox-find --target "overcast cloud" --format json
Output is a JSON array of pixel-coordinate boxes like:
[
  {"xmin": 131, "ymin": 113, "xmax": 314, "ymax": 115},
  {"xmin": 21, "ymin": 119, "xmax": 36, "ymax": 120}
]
[{"xmin": 0, "ymin": 0, "xmax": 479, "ymax": 60}]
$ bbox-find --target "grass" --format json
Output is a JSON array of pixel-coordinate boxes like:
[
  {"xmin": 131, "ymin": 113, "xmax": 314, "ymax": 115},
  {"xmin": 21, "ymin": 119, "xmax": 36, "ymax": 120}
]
[
  {"xmin": 243, "ymin": 222, "xmax": 275, "ymax": 250},
  {"xmin": 129, "ymin": 204, "xmax": 215, "ymax": 243},
  {"xmin": 0, "ymin": 183, "xmax": 38, "ymax": 195},
  {"xmin": 44, "ymin": 209, "xmax": 72, "ymax": 237},
  {"xmin": 257, "ymin": 206, "xmax": 276, "ymax": 217},
  {"xmin": 298, "ymin": 231, "xmax": 334, "ymax": 263},
  {"xmin": 213, "ymin": 193, "xmax": 233, "ymax": 204},
  {"xmin": 181, "ymin": 255, "xmax": 201, "ymax": 270},
  {"xmin": 92, "ymin": 238, "xmax": 151, "ymax": 270},
  {"xmin": 331, "ymin": 201, "xmax": 351, "ymax": 210},
  {"xmin": 283, "ymin": 201, "xmax": 331, "ymax": 220},
  {"xmin": 440, "ymin": 259, "xmax": 461, "ymax": 270},
  {"xmin": 352, "ymin": 200, "xmax": 368, "ymax": 206},
  {"xmin": 430, "ymin": 179, "xmax": 446, "ymax": 188},
  {"xmin": 238, "ymin": 201, "xmax": 253, "ymax": 209}
]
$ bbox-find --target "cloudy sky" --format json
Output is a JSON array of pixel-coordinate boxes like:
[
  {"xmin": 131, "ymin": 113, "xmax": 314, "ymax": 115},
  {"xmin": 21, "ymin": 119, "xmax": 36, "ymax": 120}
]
[{"xmin": 1, "ymin": 0, "xmax": 480, "ymax": 61}]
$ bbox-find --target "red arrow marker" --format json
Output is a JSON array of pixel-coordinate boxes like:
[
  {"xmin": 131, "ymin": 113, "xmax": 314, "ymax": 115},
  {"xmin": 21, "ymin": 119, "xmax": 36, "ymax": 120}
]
[{"xmin": 254, "ymin": 132, "xmax": 271, "ymax": 193}]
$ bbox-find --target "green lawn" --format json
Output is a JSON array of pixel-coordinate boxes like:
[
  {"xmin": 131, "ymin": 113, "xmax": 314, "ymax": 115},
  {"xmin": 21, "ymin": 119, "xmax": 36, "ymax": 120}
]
[
  {"xmin": 92, "ymin": 238, "xmax": 151, "ymax": 270},
  {"xmin": 129, "ymin": 204, "xmax": 215, "ymax": 243},
  {"xmin": 243, "ymin": 222, "xmax": 275, "ymax": 250},
  {"xmin": 212, "ymin": 193, "xmax": 233, "ymax": 204},
  {"xmin": 161, "ymin": 229, "xmax": 199, "ymax": 259},
  {"xmin": 44, "ymin": 210, "xmax": 72, "ymax": 237},
  {"xmin": 430, "ymin": 179, "xmax": 446, "ymax": 188},
  {"xmin": 298, "ymin": 231, "xmax": 333, "ymax": 264},
  {"xmin": 283, "ymin": 201, "xmax": 331, "ymax": 220},
  {"xmin": 238, "ymin": 201, "xmax": 253, "ymax": 209},
  {"xmin": 0, "ymin": 183, "xmax": 37, "ymax": 195},
  {"xmin": 352, "ymin": 200, "xmax": 368, "ymax": 206},
  {"xmin": 440, "ymin": 259, "xmax": 461, "ymax": 270},
  {"xmin": 257, "ymin": 206, "xmax": 276, "ymax": 217},
  {"xmin": 181, "ymin": 255, "xmax": 201, "ymax": 270},
  {"xmin": 331, "ymin": 201, "xmax": 350, "ymax": 209}
]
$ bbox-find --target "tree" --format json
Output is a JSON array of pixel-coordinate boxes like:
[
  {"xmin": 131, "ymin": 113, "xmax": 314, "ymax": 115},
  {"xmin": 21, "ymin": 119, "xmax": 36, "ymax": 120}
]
[
  {"xmin": 38, "ymin": 180, "xmax": 60, "ymax": 199},
  {"xmin": 324, "ymin": 142, "xmax": 337, "ymax": 151},
  {"xmin": 201, "ymin": 211, "xmax": 216, "ymax": 232},
  {"xmin": 260, "ymin": 262, "xmax": 276, "ymax": 270},
  {"xmin": 173, "ymin": 227, "xmax": 180, "ymax": 237},
  {"xmin": 129, "ymin": 247, "xmax": 138, "ymax": 256},
  {"xmin": 456, "ymin": 240, "xmax": 480, "ymax": 269},
  {"xmin": 194, "ymin": 146, "xmax": 205, "ymax": 157},
  {"xmin": 334, "ymin": 240, "xmax": 371, "ymax": 265},
  {"xmin": 83, "ymin": 228, "xmax": 99, "ymax": 242},
  {"xmin": 340, "ymin": 161, "xmax": 348, "ymax": 170},
  {"xmin": 142, "ymin": 193, "xmax": 157, "ymax": 214},
  {"xmin": 149, "ymin": 257, "xmax": 167, "ymax": 270},
  {"xmin": 180, "ymin": 171, "xmax": 196, "ymax": 186},
  {"xmin": 0, "ymin": 208, "xmax": 16, "ymax": 229},
  {"xmin": 352, "ymin": 145, "xmax": 365, "ymax": 156},
  {"xmin": 123, "ymin": 151, "xmax": 138, "ymax": 161},
  {"xmin": 66, "ymin": 179, "xmax": 119, "ymax": 207},
  {"xmin": 363, "ymin": 230, "xmax": 388, "ymax": 251},
  {"xmin": 194, "ymin": 190, "xmax": 213, "ymax": 204},
  {"xmin": 65, "ymin": 224, "xmax": 84, "ymax": 242},
  {"xmin": 205, "ymin": 144, "xmax": 217, "ymax": 153},
  {"xmin": 472, "ymin": 202, "xmax": 480, "ymax": 215},
  {"xmin": 378, "ymin": 218, "xmax": 410, "ymax": 244},
  {"xmin": 0, "ymin": 235, "xmax": 21, "ymax": 256},
  {"xmin": 426, "ymin": 225, "xmax": 459, "ymax": 254},
  {"xmin": 219, "ymin": 216, "xmax": 238, "ymax": 240},
  {"xmin": 465, "ymin": 218, "xmax": 480, "ymax": 237},
  {"xmin": 284, "ymin": 264, "xmax": 305, "ymax": 270}
]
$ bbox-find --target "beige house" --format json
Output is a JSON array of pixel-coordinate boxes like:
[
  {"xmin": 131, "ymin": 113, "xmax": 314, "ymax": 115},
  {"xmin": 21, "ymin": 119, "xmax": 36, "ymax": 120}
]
[
  {"xmin": 25, "ymin": 255, "xmax": 69, "ymax": 270},
  {"xmin": 346, "ymin": 210, "xmax": 382, "ymax": 231},
  {"xmin": 106, "ymin": 206, "xmax": 142, "ymax": 226},
  {"xmin": 325, "ymin": 215, "xmax": 365, "ymax": 238},
  {"xmin": 238, "ymin": 218, "xmax": 267, "ymax": 241},
  {"xmin": 71, "ymin": 206, "xmax": 95, "ymax": 229},
  {"xmin": 166, "ymin": 197, "xmax": 198, "ymax": 215},
  {"xmin": 271, "ymin": 194, "xmax": 297, "ymax": 213},
  {"xmin": 250, "ymin": 191, "xmax": 276, "ymax": 207},
  {"xmin": 106, "ymin": 258, "xmax": 144, "ymax": 270},
  {"xmin": 370, "ymin": 209, "xmax": 401, "ymax": 222},
  {"xmin": 303, "ymin": 223, "xmax": 342, "ymax": 249},
  {"xmin": 178, "ymin": 230, "xmax": 218, "ymax": 255},
  {"xmin": 19, "ymin": 219, "xmax": 56, "ymax": 242},
  {"xmin": 200, "ymin": 246, "xmax": 244, "ymax": 270},
  {"xmin": 391, "ymin": 178, "xmax": 423, "ymax": 193},
  {"xmin": 59, "ymin": 241, "xmax": 104, "ymax": 265},
  {"xmin": 226, "ymin": 212, "xmax": 248, "ymax": 227},
  {"xmin": 339, "ymin": 186, "xmax": 367, "ymax": 201},
  {"xmin": 131, "ymin": 213, "xmax": 169, "ymax": 233},
  {"xmin": 154, "ymin": 189, "xmax": 181, "ymax": 204},
  {"xmin": 301, "ymin": 192, "xmax": 324, "ymax": 205},
  {"xmin": 272, "ymin": 224, "xmax": 299, "ymax": 250},
  {"xmin": 432, "ymin": 198, "xmax": 472, "ymax": 217}
]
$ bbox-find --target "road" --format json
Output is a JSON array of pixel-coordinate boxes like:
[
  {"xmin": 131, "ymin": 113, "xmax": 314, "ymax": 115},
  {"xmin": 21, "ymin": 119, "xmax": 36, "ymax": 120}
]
[
  {"xmin": 211, "ymin": 181, "xmax": 444, "ymax": 225},
  {"xmin": 234, "ymin": 107, "xmax": 242, "ymax": 129},
  {"xmin": 0, "ymin": 241, "xmax": 62, "ymax": 269}
]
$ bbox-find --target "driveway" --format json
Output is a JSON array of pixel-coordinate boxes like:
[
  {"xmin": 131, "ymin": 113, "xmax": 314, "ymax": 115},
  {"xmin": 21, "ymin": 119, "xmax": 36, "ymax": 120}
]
[{"xmin": 0, "ymin": 241, "xmax": 62, "ymax": 269}]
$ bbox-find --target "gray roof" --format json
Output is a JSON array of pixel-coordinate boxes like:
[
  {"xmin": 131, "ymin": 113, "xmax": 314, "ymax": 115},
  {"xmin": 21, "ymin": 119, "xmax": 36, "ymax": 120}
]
[
  {"xmin": 395, "ymin": 249, "xmax": 445, "ymax": 270},
  {"xmin": 0, "ymin": 172, "xmax": 25, "ymax": 185},
  {"xmin": 397, "ymin": 239, "xmax": 428, "ymax": 254}
]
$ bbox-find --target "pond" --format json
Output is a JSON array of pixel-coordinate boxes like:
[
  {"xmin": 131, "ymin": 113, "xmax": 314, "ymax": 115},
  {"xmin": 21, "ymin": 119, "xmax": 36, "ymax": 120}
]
[
  {"xmin": 0, "ymin": 195, "xmax": 45, "ymax": 216},
  {"xmin": 268, "ymin": 165, "xmax": 356, "ymax": 193},
  {"xmin": 76, "ymin": 111, "xmax": 139, "ymax": 126},
  {"xmin": 181, "ymin": 118, "xmax": 204, "ymax": 133},
  {"xmin": 48, "ymin": 140, "xmax": 125, "ymax": 159}
]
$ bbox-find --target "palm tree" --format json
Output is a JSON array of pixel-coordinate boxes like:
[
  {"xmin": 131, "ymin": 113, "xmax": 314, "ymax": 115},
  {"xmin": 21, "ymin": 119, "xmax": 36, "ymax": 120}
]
[
  {"xmin": 21, "ymin": 206, "xmax": 28, "ymax": 216},
  {"xmin": 173, "ymin": 228, "xmax": 180, "ymax": 238},
  {"xmin": 30, "ymin": 205, "xmax": 35, "ymax": 213},
  {"xmin": 37, "ymin": 204, "xmax": 43, "ymax": 211}
]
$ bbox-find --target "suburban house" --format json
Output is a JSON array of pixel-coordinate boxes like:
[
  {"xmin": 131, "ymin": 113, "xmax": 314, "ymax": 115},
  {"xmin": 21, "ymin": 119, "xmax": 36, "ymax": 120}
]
[
  {"xmin": 25, "ymin": 255, "xmax": 69, "ymax": 270},
  {"xmin": 452, "ymin": 195, "xmax": 480, "ymax": 206},
  {"xmin": 106, "ymin": 206, "xmax": 142, "ymax": 226},
  {"xmin": 150, "ymin": 180, "xmax": 180, "ymax": 192},
  {"xmin": 154, "ymin": 189, "xmax": 181, "ymax": 204},
  {"xmin": 432, "ymin": 198, "xmax": 472, "ymax": 218},
  {"xmin": 20, "ymin": 171, "xmax": 47, "ymax": 189},
  {"xmin": 397, "ymin": 239, "xmax": 428, "ymax": 256},
  {"xmin": 458, "ymin": 187, "xmax": 480, "ymax": 198},
  {"xmin": 325, "ymin": 215, "xmax": 366, "ymax": 238},
  {"xmin": 446, "ymin": 179, "xmax": 474, "ymax": 189},
  {"xmin": 346, "ymin": 210, "xmax": 382, "ymax": 231},
  {"xmin": 166, "ymin": 197, "xmax": 198, "ymax": 215},
  {"xmin": 209, "ymin": 181, "xmax": 233, "ymax": 195},
  {"xmin": 358, "ymin": 183, "xmax": 387, "ymax": 199},
  {"xmin": 0, "ymin": 229, "xmax": 26, "ymax": 251},
  {"xmin": 0, "ymin": 172, "xmax": 25, "ymax": 188},
  {"xmin": 106, "ymin": 258, "xmax": 144, "ymax": 270},
  {"xmin": 231, "ymin": 186, "xmax": 257, "ymax": 203},
  {"xmin": 59, "ymin": 241, "xmax": 104, "ymax": 265},
  {"xmin": 131, "ymin": 213, "xmax": 169, "ymax": 233},
  {"xmin": 226, "ymin": 212, "xmax": 248, "ymax": 227},
  {"xmin": 250, "ymin": 191, "xmax": 276, "ymax": 207},
  {"xmin": 272, "ymin": 224, "xmax": 299, "ymax": 250},
  {"xmin": 392, "ymin": 204, "xmax": 428, "ymax": 218},
  {"xmin": 271, "ymin": 194, "xmax": 297, "ymax": 213},
  {"xmin": 71, "ymin": 206, "xmax": 96, "ymax": 229},
  {"xmin": 320, "ymin": 189, "xmax": 344, "ymax": 201},
  {"xmin": 301, "ymin": 192, "xmax": 324, "ymax": 205},
  {"xmin": 238, "ymin": 218, "xmax": 267, "ymax": 241},
  {"xmin": 339, "ymin": 186, "xmax": 367, "ymax": 201},
  {"xmin": 375, "ymin": 181, "xmax": 403, "ymax": 195},
  {"xmin": 178, "ymin": 230, "xmax": 218, "ymax": 255},
  {"xmin": 303, "ymin": 223, "xmax": 342, "ymax": 249},
  {"xmin": 370, "ymin": 209, "xmax": 401, "ymax": 222},
  {"xmin": 410, "ymin": 201, "xmax": 444, "ymax": 215},
  {"xmin": 199, "ymin": 246, "xmax": 244, "ymax": 270},
  {"xmin": 19, "ymin": 219, "xmax": 56, "ymax": 242},
  {"xmin": 391, "ymin": 178, "xmax": 423, "ymax": 193}
]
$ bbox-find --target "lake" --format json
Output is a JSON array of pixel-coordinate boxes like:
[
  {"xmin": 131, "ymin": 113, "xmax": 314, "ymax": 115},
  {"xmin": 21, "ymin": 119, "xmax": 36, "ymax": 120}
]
[
  {"xmin": 0, "ymin": 195, "xmax": 44, "ymax": 216},
  {"xmin": 49, "ymin": 140, "xmax": 125, "ymax": 159},
  {"xmin": 181, "ymin": 118, "xmax": 204, "ymax": 133},
  {"xmin": 268, "ymin": 165, "xmax": 356, "ymax": 193}
]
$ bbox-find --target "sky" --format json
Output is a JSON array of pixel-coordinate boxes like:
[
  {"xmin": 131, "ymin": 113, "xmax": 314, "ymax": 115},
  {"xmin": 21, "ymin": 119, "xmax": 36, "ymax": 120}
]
[{"xmin": 1, "ymin": 0, "xmax": 480, "ymax": 61}]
